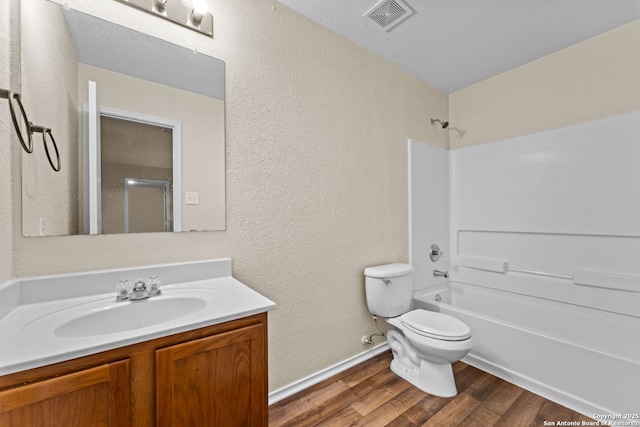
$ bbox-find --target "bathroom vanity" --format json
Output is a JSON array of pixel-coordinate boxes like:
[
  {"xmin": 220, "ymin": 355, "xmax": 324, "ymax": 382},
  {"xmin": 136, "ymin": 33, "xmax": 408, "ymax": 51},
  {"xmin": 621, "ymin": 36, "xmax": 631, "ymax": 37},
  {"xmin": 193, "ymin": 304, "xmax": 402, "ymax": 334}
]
[
  {"xmin": 0, "ymin": 259, "xmax": 275, "ymax": 426},
  {"xmin": 0, "ymin": 313, "xmax": 267, "ymax": 426}
]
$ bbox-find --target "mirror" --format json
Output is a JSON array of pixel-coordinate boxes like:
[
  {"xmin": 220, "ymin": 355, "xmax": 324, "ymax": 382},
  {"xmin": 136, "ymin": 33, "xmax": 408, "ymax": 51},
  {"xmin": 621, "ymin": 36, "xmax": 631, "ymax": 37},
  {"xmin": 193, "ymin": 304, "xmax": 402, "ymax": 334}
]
[{"xmin": 20, "ymin": 0, "xmax": 225, "ymax": 236}]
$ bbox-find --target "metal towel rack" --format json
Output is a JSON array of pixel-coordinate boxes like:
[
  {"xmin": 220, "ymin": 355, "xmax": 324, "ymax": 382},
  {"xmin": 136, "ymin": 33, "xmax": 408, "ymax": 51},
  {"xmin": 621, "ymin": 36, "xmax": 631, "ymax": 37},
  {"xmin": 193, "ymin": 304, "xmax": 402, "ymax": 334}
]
[{"xmin": 0, "ymin": 88, "xmax": 61, "ymax": 172}]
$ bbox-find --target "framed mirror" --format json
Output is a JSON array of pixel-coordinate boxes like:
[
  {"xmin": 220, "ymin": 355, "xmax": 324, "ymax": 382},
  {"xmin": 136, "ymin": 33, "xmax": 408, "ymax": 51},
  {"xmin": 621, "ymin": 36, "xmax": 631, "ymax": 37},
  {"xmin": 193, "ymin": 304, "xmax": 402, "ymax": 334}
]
[{"xmin": 20, "ymin": 0, "xmax": 225, "ymax": 236}]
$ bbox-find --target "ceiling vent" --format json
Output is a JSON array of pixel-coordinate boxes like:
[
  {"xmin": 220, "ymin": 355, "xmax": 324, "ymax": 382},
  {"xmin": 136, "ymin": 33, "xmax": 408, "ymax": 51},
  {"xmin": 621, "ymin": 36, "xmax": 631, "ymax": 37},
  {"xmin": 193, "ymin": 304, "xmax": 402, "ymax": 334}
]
[{"xmin": 363, "ymin": 0, "xmax": 414, "ymax": 32}]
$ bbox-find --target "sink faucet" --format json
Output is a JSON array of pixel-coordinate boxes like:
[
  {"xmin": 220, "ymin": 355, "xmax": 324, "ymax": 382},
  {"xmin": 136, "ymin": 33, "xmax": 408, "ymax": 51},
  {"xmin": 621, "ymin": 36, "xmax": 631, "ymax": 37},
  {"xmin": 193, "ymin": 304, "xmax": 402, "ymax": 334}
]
[
  {"xmin": 130, "ymin": 280, "xmax": 149, "ymax": 300},
  {"xmin": 116, "ymin": 277, "xmax": 162, "ymax": 302}
]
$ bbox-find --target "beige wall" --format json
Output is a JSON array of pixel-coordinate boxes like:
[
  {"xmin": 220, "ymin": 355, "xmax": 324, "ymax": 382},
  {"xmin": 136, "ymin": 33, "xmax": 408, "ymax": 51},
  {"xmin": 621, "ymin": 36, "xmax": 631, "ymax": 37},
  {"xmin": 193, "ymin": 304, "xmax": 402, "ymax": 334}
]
[
  {"xmin": 8, "ymin": 0, "xmax": 448, "ymax": 391},
  {"xmin": 0, "ymin": 0, "xmax": 16, "ymax": 283},
  {"xmin": 20, "ymin": 0, "xmax": 78, "ymax": 236},
  {"xmin": 450, "ymin": 19, "xmax": 640, "ymax": 149}
]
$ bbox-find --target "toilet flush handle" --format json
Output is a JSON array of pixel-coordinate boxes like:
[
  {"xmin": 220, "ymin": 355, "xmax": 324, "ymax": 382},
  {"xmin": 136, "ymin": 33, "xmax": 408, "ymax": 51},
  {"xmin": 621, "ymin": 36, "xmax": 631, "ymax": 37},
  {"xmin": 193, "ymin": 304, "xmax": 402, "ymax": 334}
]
[{"xmin": 382, "ymin": 279, "xmax": 392, "ymax": 285}]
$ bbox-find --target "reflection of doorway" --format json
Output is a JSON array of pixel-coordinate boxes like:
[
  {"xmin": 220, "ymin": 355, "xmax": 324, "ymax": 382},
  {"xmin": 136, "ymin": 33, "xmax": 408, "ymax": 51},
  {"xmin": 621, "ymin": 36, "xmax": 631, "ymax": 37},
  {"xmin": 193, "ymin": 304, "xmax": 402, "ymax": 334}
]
[
  {"xmin": 100, "ymin": 116, "xmax": 174, "ymax": 234},
  {"xmin": 124, "ymin": 178, "xmax": 171, "ymax": 233},
  {"xmin": 83, "ymin": 80, "xmax": 183, "ymax": 234}
]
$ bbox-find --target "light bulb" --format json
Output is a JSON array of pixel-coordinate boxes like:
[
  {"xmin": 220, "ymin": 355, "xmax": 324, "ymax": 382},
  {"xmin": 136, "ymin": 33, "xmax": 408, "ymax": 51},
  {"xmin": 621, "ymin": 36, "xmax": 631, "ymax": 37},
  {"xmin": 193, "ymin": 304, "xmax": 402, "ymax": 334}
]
[
  {"xmin": 190, "ymin": 0, "xmax": 208, "ymax": 25},
  {"xmin": 154, "ymin": 0, "xmax": 167, "ymax": 11},
  {"xmin": 192, "ymin": 0, "xmax": 208, "ymax": 14}
]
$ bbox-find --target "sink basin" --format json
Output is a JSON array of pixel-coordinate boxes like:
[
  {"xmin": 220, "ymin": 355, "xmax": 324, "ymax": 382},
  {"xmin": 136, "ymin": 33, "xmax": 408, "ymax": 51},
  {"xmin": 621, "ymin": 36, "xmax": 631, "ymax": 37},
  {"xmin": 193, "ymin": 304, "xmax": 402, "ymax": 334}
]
[
  {"xmin": 20, "ymin": 287, "xmax": 223, "ymax": 339},
  {"xmin": 55, "ymin": 297, "xmax": 207, "ymax": 337}
]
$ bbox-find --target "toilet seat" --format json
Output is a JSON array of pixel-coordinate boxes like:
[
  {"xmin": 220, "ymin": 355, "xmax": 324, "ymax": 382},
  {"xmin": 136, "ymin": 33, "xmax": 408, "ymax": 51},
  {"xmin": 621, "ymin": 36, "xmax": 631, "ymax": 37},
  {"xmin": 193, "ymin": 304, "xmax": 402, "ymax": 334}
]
[{"xmin": 400, "ymin": 309, "xmax": 471, "ymax": 341}]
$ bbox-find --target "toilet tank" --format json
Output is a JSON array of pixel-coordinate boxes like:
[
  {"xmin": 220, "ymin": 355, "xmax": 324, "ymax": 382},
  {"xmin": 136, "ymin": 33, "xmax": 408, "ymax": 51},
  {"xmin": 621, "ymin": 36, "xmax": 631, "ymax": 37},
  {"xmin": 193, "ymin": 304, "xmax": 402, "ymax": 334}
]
[{"xmin": 364, "ymin": 263, "xmax": 415, "ymax": 317}]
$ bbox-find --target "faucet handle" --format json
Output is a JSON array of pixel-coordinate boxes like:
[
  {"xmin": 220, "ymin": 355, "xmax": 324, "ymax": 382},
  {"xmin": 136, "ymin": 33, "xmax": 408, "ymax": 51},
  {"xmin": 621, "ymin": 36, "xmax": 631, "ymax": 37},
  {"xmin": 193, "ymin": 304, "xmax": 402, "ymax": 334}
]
[
  {"xmin": 116, "ymin": 279, "xmax": 131, "ymax": 302},
  {"xmin": 148, "ymin": 276, "xmax": 162, "ymax": 296},
  {"xmin": 429, "ymin": 244, "xmax": 444, "ymax": 262}
]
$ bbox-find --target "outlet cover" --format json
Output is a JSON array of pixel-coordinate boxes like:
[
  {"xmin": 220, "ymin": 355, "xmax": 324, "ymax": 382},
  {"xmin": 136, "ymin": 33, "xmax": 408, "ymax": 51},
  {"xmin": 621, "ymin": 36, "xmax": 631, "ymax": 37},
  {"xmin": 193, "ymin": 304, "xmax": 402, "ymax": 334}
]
[{"xmin": 185, "ymin": 192, "xmax": 199, "ymax": 205}]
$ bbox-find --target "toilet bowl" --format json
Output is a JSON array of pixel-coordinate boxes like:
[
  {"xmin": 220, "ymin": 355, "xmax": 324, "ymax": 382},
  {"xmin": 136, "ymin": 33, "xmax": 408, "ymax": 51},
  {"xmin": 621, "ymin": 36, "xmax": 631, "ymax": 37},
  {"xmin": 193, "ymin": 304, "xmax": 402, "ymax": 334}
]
[
  {"xmin": 385, "ymin": 310, "xmax": 474, "ymax": 397},
  {"xmin": 364, "ymin": 263, "xmax": 474, "ymax": 397},
  {"xmin": 396, "ymin": 309, "xmax": 472, "ymax": 361}
]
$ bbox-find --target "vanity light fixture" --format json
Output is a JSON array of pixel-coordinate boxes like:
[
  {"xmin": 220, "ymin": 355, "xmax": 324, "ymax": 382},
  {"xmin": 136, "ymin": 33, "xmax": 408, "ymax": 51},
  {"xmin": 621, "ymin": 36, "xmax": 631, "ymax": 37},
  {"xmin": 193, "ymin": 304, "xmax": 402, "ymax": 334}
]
[{"xmin": 113, "ymin": 0, "xmax": 213, "ymax": 37}]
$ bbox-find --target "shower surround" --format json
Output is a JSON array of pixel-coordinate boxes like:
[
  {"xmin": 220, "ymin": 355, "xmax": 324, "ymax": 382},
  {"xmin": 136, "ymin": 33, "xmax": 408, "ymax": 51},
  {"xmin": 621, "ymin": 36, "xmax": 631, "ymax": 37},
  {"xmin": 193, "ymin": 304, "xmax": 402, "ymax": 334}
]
[{"xmin": 409, "ymin": 110, "xmax": 640, "ymax": 419}]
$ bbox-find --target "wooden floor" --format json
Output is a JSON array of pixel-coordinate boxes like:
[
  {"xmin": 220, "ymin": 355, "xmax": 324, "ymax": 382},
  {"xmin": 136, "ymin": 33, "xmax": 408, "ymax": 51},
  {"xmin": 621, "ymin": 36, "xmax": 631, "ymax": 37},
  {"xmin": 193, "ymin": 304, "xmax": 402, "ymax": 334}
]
[{"xmin": 269, "ymin": 351, "xmax": 594, "ymax": 426}]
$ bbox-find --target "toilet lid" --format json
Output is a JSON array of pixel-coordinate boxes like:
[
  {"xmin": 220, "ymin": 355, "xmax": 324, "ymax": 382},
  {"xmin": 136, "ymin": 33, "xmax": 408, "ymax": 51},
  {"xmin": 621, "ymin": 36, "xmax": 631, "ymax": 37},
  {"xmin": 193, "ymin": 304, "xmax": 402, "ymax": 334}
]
[{"xmin": 400, "ymin": 309, "xmax": 471, "ymax": 341}]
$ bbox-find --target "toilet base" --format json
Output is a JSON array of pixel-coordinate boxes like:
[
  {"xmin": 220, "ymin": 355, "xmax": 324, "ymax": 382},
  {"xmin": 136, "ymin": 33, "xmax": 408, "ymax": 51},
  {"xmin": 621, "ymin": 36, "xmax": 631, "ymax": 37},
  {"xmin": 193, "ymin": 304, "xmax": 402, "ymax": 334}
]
[{"xmin": 390, "ymin": 357, "xmax": 458, "ymax": 398}]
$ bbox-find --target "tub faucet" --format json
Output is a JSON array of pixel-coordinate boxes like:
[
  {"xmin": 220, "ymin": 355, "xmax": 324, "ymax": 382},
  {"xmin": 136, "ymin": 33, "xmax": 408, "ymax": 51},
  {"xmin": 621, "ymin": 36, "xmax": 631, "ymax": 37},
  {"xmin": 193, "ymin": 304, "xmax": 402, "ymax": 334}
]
[{"xmin": 433, "ymin": 269, "xmax": 449, "ymax": 279}]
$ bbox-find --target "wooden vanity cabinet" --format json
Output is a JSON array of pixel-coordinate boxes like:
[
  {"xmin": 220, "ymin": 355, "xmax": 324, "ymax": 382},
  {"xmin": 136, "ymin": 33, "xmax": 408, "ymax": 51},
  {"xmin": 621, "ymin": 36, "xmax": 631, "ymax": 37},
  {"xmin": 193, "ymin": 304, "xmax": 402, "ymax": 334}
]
[
  {"xmin": 0, "ymin": 313, "xmax": 268, "ymax": 427},
  {"xmin": 0, "ymin": 360, "xmax": 130, "ymax": 427},
  {"xmin": 156, "ymin": 323, "xmax": 266, "ymax": 426}
]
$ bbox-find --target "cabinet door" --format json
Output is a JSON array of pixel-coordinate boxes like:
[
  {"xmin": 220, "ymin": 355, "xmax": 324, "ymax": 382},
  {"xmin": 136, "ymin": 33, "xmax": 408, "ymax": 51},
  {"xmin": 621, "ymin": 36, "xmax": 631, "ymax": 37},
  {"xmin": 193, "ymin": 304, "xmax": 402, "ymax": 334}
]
[
  {"xmin": 156, "ymin": 323, "xmax": 267, "ymax": 426},
  {"xmin": 0, "ymin": 360, "xmax": 130, "ymax": 427}
]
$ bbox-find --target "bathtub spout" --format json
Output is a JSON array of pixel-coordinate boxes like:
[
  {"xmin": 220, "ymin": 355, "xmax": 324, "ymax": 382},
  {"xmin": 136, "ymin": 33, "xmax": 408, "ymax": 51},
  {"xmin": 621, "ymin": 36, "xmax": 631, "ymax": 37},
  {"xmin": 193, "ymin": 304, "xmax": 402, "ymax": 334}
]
[{"xmin": 433, "ymin": 269, "xmax": 449, "ymax": 278}]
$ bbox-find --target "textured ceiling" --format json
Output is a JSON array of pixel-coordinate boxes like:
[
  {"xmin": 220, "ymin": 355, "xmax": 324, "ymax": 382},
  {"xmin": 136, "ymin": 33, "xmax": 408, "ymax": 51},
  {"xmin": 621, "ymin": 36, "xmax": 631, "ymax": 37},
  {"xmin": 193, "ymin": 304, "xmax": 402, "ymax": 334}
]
[{"xmin": 276, "ymin": 0, "xmax": 640, "ymax": 93}]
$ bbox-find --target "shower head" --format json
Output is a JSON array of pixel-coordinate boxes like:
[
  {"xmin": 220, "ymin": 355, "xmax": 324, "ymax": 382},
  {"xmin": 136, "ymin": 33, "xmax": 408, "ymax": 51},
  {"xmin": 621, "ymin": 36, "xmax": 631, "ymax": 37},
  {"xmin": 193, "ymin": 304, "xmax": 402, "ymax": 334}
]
[{"xmin": 430, "ymin": 118, "xmax": 449, "ymax": 129}]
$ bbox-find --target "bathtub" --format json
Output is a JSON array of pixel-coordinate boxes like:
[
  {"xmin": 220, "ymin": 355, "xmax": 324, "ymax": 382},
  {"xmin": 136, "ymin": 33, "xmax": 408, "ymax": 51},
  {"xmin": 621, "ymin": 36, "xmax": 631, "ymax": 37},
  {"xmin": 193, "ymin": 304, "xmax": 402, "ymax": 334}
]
[{"xmin": 412, "ymin": 282, "xmax": 640, "ymax": 420}]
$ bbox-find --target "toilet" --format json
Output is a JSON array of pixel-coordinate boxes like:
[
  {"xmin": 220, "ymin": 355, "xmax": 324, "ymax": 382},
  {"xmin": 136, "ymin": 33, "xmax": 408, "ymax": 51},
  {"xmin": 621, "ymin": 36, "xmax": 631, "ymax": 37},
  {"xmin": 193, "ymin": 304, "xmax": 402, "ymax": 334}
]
[{"xmin": 364, "ymin": 263, "xmax": 474, "ymax": 397}]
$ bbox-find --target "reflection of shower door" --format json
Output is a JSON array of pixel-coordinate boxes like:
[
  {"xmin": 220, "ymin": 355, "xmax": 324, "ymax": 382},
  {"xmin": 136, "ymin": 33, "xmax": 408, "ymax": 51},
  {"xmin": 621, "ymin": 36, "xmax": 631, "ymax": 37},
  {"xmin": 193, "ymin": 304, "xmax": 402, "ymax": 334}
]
[{"xmin": 124, "ymin": 178, "xmax": 171, "ymax": 233}]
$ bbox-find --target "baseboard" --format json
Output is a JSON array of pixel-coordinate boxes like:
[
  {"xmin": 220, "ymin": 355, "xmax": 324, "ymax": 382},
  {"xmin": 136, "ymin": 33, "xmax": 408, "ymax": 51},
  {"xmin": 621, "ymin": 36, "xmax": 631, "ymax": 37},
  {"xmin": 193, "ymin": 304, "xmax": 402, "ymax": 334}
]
[
  {"xmin": 463, "ymin": 353, "xmax": 608, "ymax": 420},
  {"xmin": 268, "ymin": 343, "xmax": 390, "ymax": 406}
]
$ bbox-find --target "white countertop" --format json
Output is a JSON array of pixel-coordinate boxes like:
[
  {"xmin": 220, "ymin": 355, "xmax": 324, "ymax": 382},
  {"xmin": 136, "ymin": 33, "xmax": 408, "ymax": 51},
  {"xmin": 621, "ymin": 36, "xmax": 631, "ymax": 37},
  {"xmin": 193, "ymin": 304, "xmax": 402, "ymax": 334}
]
[{"xmin": 0, "ymin": 260, "xmax": 276, "ymax": 376}]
